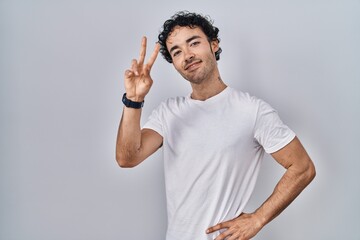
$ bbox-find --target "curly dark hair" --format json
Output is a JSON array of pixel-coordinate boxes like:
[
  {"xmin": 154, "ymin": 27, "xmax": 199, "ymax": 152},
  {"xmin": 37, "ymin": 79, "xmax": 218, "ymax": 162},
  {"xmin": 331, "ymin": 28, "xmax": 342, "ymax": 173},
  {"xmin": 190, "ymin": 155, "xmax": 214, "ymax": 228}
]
[{"xmin": 158, "ymin": 11, "xmax": 222, "ymax": 63}]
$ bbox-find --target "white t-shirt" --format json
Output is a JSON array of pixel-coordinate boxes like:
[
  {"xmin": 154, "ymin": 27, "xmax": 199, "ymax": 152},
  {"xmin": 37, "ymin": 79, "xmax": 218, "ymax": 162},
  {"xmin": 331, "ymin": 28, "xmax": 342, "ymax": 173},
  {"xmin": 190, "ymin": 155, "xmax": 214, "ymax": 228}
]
[{"xmin": 143, "ymin": 87, "xmax": 295, "ymax": 240}]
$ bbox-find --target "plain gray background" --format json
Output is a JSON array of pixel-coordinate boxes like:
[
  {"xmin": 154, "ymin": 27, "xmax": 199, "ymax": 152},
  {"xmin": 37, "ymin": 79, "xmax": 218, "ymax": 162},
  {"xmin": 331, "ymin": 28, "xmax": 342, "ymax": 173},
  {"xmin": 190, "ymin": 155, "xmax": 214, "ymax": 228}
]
[{"xmin": 1, "ymin": 0, "xmax": 359, "ymax": 239}]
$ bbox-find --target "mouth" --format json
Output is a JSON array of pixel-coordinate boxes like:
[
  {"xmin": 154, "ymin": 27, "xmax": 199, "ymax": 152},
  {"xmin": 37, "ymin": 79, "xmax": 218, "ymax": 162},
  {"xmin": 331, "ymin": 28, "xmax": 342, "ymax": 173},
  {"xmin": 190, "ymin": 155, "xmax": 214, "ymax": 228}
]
[{"xmin": 184, "ymin": 60, "xmax": 202, "ymax": 71}]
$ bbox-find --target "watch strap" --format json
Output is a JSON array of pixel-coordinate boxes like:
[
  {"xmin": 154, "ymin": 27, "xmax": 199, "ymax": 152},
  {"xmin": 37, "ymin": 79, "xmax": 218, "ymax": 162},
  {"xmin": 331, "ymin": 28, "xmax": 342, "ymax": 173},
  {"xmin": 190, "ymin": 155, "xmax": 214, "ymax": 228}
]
[{"xmin": 122, "ymin": 93, "xmax": 144, "ymax": 109}]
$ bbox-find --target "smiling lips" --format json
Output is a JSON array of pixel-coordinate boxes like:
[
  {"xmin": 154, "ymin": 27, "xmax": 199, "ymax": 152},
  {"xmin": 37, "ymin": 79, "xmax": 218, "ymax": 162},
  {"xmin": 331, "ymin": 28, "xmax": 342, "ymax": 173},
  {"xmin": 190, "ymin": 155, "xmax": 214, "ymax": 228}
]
[{"xmin": 184, "ymin": 60, "xmax": 202, "ymax": 71}]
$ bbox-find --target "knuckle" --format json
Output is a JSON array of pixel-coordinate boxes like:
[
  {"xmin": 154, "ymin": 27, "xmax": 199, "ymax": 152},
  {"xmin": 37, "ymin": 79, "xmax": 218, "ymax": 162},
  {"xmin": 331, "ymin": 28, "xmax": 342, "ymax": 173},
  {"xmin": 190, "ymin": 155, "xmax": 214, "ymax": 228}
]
[
  {"xmin": 124, "ymin": 70, "xmax": 132, "ymax": 76},
  {"xmin": 215, "ymin": 232, "xmax": 227, "ymax": 240}
]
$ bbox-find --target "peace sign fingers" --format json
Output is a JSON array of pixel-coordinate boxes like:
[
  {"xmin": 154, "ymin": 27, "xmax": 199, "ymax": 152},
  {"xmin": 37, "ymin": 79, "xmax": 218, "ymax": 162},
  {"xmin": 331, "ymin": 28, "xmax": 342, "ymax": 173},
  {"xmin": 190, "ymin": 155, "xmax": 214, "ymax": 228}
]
[
  {"xmin": 144, "ymin": 42, "xmax": 160, "ymax": 75},
  {"xmin": 137, "ymin": 36, "xmax": 147, "ymax": 69},
  {"xmin": 123, "ymin": 36, "xmax": 160, "ymax": 100}
]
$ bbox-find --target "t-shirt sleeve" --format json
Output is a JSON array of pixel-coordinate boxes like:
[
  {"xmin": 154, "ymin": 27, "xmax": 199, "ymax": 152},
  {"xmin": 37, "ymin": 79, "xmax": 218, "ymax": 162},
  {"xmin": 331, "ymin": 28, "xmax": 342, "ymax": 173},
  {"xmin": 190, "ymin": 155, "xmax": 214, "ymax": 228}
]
[
  {"xmin": 142, "ymin": 104, "xmax": 164, "ymax": 137},
  {"xmin": 254, "ymin": 99, "xmax": 296, "ymax": 153}
]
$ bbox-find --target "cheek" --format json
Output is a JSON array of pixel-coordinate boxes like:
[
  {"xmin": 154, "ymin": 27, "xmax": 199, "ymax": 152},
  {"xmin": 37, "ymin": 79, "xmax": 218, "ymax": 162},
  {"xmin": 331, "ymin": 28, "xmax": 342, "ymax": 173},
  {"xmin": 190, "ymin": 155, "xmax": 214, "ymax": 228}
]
[{"xmin": 172, "ymin": 60, "xmax": 183, "ymax": 71}]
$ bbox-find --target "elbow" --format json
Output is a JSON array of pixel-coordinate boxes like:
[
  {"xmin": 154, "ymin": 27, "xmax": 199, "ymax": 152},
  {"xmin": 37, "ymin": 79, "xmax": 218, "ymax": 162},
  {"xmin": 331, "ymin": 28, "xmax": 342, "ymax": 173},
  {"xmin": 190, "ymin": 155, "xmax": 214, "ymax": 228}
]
[
  {"xmin": 309, "ymin": 161, "xmax": 316, "ymax": 181},
  {"xmin": 117, "ymin": 159, "xmax": 136, "ymax": 168},
  {"xmin": 303, "ymin": 158, "xmax": 316, "ymax": 184},
  {"xmin": 115, "ymin": 151, "xmax": 138, "ymax": 168}
]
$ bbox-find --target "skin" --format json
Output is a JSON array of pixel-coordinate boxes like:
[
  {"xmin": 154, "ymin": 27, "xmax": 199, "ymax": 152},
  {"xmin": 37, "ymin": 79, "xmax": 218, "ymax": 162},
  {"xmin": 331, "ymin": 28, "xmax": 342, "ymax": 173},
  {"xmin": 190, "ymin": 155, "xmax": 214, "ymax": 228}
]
[
  {"xmin": 116, "ymin": 26, "xmax": 316, "ymax": 239},
  {"xmin": 206, "ymin": 136, "xmax": 316, "ymax": 240},
  {"xmin": 166, "ymin": 26, "xmax": 227, "ymax": 100},
  {"xmin": 116, "ymin": 37, "xmax": 162, "ymax": 168}
]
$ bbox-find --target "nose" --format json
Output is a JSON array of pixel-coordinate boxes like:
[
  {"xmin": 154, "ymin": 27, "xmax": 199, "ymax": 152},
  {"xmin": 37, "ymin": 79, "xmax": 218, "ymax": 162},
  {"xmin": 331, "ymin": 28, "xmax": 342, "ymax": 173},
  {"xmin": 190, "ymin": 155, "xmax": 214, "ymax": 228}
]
[{"xmin": 184, "ymin": 48, "xmax": 195, "ymax": 63}]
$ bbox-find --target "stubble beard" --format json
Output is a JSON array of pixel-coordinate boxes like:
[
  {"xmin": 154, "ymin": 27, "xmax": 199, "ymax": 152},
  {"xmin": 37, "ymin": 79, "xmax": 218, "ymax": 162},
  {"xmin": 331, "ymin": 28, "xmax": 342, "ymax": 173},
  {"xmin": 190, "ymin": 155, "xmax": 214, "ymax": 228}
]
[{"xmin": 179, "ymin": 56, "xmax": 217, "ymax": 85}]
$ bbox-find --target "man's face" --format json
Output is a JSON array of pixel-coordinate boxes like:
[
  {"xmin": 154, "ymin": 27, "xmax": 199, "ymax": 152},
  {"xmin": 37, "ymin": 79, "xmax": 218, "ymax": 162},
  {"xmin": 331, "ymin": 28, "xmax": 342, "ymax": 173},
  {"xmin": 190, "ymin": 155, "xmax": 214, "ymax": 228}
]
[{"xmin": 166, "ymin": 26, "xmax": 219, "ymax": 84}]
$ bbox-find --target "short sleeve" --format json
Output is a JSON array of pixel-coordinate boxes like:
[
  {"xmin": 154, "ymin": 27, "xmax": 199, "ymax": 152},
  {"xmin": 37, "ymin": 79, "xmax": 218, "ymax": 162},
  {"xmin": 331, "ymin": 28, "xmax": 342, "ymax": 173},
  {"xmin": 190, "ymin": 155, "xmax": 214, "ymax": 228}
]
[
  {"xmin": 142, "ymin": 103, "xmax": 164, "ymax": 137},
  {"xmin": 254, "ymin": 99, "xmax": 296, "ymax": 153}
]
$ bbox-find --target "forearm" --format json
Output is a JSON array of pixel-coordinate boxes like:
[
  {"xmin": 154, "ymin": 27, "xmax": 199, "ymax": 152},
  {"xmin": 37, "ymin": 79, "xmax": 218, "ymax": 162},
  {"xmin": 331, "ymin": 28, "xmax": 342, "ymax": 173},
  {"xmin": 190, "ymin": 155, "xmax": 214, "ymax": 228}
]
[
  {"xmin": 207, "ymin": 138, "xmax": 316, "ymax": 239},
  {"xmin": 116, "ymin": 107, "xmax": 143, "ymax": 167},
  {"xmin": 116, "ymin": 37, "xmax": 160, "ymax": 167},
  {"xmin": 254, "ymin": 160, "xmax": 316, "ymax": 227}
]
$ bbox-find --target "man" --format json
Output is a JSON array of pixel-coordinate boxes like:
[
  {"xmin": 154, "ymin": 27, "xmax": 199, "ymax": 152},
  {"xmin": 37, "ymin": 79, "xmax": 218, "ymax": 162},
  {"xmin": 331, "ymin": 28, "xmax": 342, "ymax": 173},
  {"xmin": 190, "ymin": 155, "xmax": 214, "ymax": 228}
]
[{"xmin": 116, "ymin": 11, "xmax": 316, "ymax": 240}]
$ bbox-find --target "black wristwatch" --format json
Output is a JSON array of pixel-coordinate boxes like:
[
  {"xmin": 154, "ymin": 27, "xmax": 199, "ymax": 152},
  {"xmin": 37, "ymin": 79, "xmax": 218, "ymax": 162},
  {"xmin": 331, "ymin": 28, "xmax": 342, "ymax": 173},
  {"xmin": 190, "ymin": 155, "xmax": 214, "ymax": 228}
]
[{"xmin": 122, "ymin": 93, "xmax": 144, "ymax": 109}]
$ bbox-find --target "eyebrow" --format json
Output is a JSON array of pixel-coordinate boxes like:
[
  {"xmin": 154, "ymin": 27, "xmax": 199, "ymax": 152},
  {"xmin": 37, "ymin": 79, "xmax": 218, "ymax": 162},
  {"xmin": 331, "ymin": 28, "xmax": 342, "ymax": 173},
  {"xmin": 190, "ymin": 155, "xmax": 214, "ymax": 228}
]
[{"xmin": 169, "ymin": 35, "xmax": 202, "ymax": 54}]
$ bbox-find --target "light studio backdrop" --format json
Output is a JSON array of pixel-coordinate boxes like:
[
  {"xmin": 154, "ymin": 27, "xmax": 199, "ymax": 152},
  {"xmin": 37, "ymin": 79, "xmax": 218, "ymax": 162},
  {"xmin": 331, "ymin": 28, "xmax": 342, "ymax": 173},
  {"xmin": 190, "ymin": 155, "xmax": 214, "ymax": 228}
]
[{"xmin": 1, "ymin": 0, "xmax": 359, "ymax": 239}]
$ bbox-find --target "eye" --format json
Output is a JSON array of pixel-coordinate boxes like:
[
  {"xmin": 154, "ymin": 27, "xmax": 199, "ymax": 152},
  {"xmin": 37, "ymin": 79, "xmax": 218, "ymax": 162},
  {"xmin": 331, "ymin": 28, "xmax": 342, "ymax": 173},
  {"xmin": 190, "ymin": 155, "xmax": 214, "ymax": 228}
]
[
  {"xmin": 190, "ymin": 41, "xmax": 200, "ymax": 47},
  {"xmin": 173, "ymin": 50, "xmax": 181, "ymax": 57}
]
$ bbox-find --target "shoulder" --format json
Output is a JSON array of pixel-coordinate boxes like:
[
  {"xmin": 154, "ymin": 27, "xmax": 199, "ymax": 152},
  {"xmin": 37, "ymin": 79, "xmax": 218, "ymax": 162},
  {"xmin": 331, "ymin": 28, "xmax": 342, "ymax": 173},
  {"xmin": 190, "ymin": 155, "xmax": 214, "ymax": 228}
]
[
  {"xmin": 159, "ymin": 95, "xmax": 187, "ymax": 110},
  {"xmin": 227, "ymin": 87, "xmax": 264, "ymax": 108},
  {"xmin": 164, "ymin": 95, "xmax": 187, "ymax": 106},
  {"xmin": 151, "ymin": 95, "xmax": 187, "ymax": 114}
]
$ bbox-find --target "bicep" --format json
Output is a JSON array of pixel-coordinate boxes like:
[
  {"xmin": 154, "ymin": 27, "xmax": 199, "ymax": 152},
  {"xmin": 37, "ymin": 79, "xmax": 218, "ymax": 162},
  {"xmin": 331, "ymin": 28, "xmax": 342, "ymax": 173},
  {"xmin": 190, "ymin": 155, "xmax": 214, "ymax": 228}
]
[
  {"xmin": 270, "ymin": 137, "xmax": 313, "ymax": 170},
  {"xmin": 138, "ymin": 128, "xmax": 163, "ymax": 161}
]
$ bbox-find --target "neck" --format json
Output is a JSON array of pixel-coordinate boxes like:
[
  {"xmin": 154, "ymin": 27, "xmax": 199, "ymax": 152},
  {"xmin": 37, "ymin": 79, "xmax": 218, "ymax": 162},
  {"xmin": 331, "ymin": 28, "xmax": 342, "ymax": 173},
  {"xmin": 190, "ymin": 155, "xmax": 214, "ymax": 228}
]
[{"xmin": 190, "ymin": 75, "xmax": 227, "ymax": 101}]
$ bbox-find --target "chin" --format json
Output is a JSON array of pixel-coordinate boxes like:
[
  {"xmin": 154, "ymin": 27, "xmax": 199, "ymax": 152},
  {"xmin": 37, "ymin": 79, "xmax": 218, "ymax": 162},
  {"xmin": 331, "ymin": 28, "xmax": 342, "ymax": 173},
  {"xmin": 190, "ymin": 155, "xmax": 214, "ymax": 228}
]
[{"xmin": 187, "ymin": 77, "xmax": 206, "ymax": 85}]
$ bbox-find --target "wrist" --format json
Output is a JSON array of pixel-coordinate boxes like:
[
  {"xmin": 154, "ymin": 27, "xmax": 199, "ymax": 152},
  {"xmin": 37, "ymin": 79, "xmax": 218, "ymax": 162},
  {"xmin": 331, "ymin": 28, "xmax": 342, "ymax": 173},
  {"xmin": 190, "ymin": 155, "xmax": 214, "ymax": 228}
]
[
  {"xmin": 125, "ymin": 94, "xmax": 145, "ymax": 102},
  {"xmin": 122, "ymin": 93, "xmax": 144, "ymax": 109},
  {"xmin": 252, "ymin": 211, "xmax": 267, "ymax": 229}
]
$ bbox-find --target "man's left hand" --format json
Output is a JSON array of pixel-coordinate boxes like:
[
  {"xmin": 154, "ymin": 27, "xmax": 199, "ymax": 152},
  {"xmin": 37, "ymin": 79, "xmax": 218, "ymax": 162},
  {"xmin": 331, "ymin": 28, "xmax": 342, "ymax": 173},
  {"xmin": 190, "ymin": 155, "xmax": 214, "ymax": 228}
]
[{"xmin": 206, "ymin": 213, "xmax": 263, "ymax": 240}]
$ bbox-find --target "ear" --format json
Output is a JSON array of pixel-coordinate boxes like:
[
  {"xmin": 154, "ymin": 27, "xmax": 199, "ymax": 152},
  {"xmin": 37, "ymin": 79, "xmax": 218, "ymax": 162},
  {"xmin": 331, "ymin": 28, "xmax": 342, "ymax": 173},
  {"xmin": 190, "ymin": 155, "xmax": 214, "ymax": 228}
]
[{"xmin": 211, "ymin": 40, "xmax": 219, "ymax": 53}]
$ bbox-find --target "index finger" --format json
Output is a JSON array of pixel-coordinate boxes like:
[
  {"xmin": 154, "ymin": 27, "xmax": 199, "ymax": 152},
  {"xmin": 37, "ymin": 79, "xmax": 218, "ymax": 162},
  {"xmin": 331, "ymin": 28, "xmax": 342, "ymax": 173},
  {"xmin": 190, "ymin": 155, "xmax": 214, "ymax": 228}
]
[
  {"xmin": 145, "ymin": 42, "xmax": 160, "ymax": 70},
  {"xmin": 206, "ymin": 222, "xmax": 229, "ymax": 234}
]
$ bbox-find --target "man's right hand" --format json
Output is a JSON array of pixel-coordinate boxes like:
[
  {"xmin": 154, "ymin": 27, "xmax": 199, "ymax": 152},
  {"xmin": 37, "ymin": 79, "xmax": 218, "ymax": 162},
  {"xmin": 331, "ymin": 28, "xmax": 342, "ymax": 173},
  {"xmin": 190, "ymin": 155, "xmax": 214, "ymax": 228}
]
[{"xmin": 124, "ymin": 36, "xmax": 160, "ymax": 102}]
